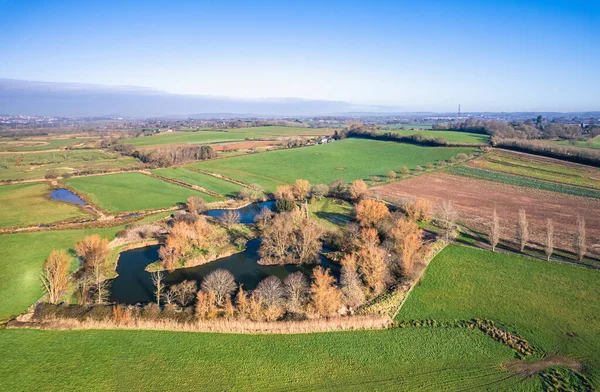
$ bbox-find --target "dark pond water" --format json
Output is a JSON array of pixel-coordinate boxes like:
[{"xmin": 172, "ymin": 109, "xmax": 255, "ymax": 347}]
[
  {"xmin": 205, "ymin": 200, "xmax": 275, "ymax": 224},
  {"xmin": 50, "ymin": 188, "xmax": 87, "ymax": 206},
  {"xmin": 110, "ymin": 239, "xmax": 340, "ymax": 305}
]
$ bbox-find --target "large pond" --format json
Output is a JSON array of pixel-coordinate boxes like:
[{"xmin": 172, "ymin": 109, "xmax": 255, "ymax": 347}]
[
  {"xmin": 110, "ymin": 239, "xmax": 340, "ymax": 305},
  {"xmin": 50, "ymin": 188, "xmax": 87, "ymax": 206},
  {"xmin": 205, "ymin": 200, "xmax": 275, "ymax": 224}
]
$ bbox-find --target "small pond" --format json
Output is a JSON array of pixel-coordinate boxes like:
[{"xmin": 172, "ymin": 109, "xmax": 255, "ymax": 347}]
[
  {"xmin": 110, "ymin": 238, "xmax": 340, "ymax": 305},
  {"xmin": 205, "ymin": 200, "xmax": 275, "ymax": 224},
  {"xmin": 50, "ymin": 188, "xmax": 87, "ymax": 206}
]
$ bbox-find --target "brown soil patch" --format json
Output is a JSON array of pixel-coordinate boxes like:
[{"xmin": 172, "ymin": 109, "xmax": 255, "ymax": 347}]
[
  {"xmin": 371, "ymin": 173, "xmax": 600, "ymax": 255},
  {"xmin": 335, "ymin": 167, "xmax": 344, "ymax": 170},
  {"xmin": 503, "ymin": 354, "xmax": 582, "ymax": 377}
]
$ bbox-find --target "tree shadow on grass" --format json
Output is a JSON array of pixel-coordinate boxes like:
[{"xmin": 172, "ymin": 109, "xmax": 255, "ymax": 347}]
[{"xmin": 315, "ymin": 211, "xmax": 352, "ymax": 227}]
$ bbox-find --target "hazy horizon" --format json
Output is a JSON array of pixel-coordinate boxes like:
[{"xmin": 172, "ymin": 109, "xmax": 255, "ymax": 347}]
[{"xmin": 1, "ymin": 0, "xmax": 599, "ymax": 113}]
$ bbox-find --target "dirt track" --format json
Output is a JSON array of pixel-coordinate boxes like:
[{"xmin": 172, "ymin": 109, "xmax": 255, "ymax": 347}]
[{"xmin": 372, "ymin": 173, "xmax": 600, "ymax": 255}]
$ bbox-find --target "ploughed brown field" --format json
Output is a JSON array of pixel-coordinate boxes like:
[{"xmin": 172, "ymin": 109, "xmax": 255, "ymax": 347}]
[{"xmin": 371, "ymin": 172, "xmax": 600, "ymax": 256}]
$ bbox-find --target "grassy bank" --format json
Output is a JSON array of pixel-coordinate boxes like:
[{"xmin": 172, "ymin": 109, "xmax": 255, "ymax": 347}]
[{"xmin": 151, "ymin": 167, "xmax": 242, "ymax": 197}]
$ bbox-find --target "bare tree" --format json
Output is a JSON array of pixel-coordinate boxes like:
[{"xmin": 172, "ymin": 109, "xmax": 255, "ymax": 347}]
[
  {"xmin": 186, "ymin": 195, "xmax": 207, "ymax": 215},
  {"xmin": 340, "ymin": 253, "xmax": 365, "ymax": 308},
  {"xmin": 283, "ymin": 272, "xmax": 308, "ymax": 311},
  {"xmin": 311, "ymin": 184, "xmax": 329, "ymax": 200},
  {"xmin": 574, "ymin": 216, "xmax": 586, "ymax": 261},
  {"xmin": 201, "ymin": 269, "xmax": 237, "ymax": 304},
  {"xmin": 41, "ymin": 250, "xmax": 71, "ymax": 304},
  {"xmin": 436, "ymin": 200, "xmax": 459, "ymax": 241},
  {"xmin": 291, "ymin": 218, "xmax": 324, "ymax": 264},
  {"xmin": 490, "ymin": 209, "xmax": 500, "ymax": 252},
  {"xmin": 517, "ymin": 209, "xmax": 529, "ymax": 252},
  {"xmin": 310, "ymin": 267, "xmax": 343, "ymax": 317},
  {"xmin": 75, "ymin": 234, "xmax": 110, "ymax": 304},
  {"xmin": 167, "ymin": 280, "xmax": 197, "ymax": 306},
  {"xmin": 254, "ymin": 206, "xmax": 275, "ymax": 230},
  {"xmin": 545, "ymin": 219, "xmax": 554, "ymax": 262},
  {"xmin": 255, "ymin": 276, "xmax": 284, "ymax": 307},
  {"xmin": 150, "ymin": 270, "xmax": 165, "ymax": 306},
  {"xmin": 220, "ymin": 210, "xmax": 241, "ymax": 229}
]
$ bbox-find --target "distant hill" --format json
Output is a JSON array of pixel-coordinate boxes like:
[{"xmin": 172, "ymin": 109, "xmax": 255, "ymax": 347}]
[{"xmin": 0, "ymin": 79, "xmax": 402, "ymax": 117}]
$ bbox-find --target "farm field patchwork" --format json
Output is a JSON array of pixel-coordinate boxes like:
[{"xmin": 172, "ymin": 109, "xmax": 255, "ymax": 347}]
[
  {"xmin": 0, "ymin": 327, "xmax": 540, "ymax": 391},
  {"xmin": 0, "ymin": 183, "xmax": 90, "ymax": 228},
  {"xmin": 382, "ymin": 129, "xmax": 490, "ymax": 145},
  {"xmin": 191, "ymin": 139, "xmax": 475, "ymax": 191},
  {"xmin": 65, "ymin": 172, "xmax": 217, "ymax": 213},
  {"xmin": 0, "ymin": 149, "xmax": 139, "ymax": 181},
  {"xmin": 371, "ymin": 172, "xmax": 600, "ymax": 254},
  {"xmin": 468, "ymin": 150, "xmax": 600, "ymax": 190},
  {"xmin": 151, "ymin": 167, "xmax": 242, "ymax": 197},
  {"xmin": 447, "ymin": 165, "xmax": 600, "ymax": 199},
  {"xmin": 397, "ymin": 245, "xmax": 600, "ymax": 388}
]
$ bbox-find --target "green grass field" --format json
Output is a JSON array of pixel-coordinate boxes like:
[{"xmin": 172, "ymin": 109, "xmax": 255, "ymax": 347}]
[
  {"xmin": 308, "ymin": 197, "xmax": 354, "ymax": 229},
  {"xmin": 191, "ymin": 139, "xmax": 475, "ymax": 191},
  {"xmin": 0, "ymin": 183, "xmax": 90, "ymax": 228},
  {"xmin": 151, "ymin": 167, "xmax": 242, "ymax": 197},
  {"xmin": 119, "ymin": 126, "xmax": 333, "ymax": 148},
  {"xmin": 0, "ymin": 149, "xmax": 140, "ymax": 181},
  {"xmin": 65, "ymin": 172, "xmax": 217, "ymax": 213},
  {"xmin": 0, "ymin": 327, "xmax": 540, "ymax": 391},
  {"xmin": 447, "ymin": 165, "xmax": 600, "ymax": 199},
  {"xmin": 383, "ymin": 130, "xmax": 490, "ymax": 145},
  {"xmin": 469, "ymin": 151, "xmax": 600, "ymax": 190},
  {"xmin": 0, "ymin": 226, "xmax": 124, "ymax": 320},
  {"xmin": 398, "ymin": 245, "xmax": 600, "ymax": 388}
]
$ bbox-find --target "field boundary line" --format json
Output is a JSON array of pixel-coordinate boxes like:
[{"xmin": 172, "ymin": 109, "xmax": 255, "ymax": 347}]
[
  {"xmin": 142, "ymin": 171, "xmax": 224, "ymax": 198},
  {"xmin": 187, "ymin": 167, "xmax": 253, "ymax": 189}
]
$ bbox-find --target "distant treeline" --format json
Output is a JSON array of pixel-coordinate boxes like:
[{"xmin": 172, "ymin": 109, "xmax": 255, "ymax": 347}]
[
  {"xmin": 110, "ymin": 143, "xmax": 216, "ymax": 167},
  {"xmin": 494, "ymin": 139, "xmax": 600, "ymax": 167},
  {"xmin": 436, "ymin": 119, "xmax": 598, "ymax": 140},
  {"xmin": 337, "ymin": 129, "xmax": 482, "ymax": 147}
]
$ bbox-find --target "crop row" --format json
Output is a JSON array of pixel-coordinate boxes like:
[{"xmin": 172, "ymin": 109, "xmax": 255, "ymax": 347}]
[{"xmin": 447, "ymin": 166, "xmax": 600, "ymax": 199}]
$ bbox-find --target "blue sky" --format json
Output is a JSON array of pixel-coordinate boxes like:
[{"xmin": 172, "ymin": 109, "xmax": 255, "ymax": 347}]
[{"xmin": 0, "ymin": 0, "xmax": 598, "ymax": 111}]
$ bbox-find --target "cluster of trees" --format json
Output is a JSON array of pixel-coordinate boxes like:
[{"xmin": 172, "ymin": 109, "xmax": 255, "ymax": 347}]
[
  {"xmin": 42, "ymin": 234, "xmax": 112, "ymax": 305},
  {"xmin": 487, "ymin": 208, "xmax": 587, "ymax": 261},
  {"xmin": 158, "ymin": 215, "xmax": 227, "ymax": 271},
  {"xmin": 258, "ymin": 208, "xmax": 324, "ymax": 265},
  {"xmin": 235, "ymin": 184, "xmax": 266, "ymax": 202},
  {"xmin": 132, "ymin": 145, "xmax": 216, "ymax": 167},
  {"xmin": 150, "ymin": 267, "xmax": 345, "ymax": 321},
  {"xmin": 437, "ymin": 118, "xmax": 588, "ymax": 140}
]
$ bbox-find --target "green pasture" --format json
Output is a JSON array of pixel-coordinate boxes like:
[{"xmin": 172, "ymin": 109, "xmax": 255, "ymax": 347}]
[
  {"xmin": 119, "ymin": 126, "xmax": 333, "ymax": 148},
  {"xmin": 191, "ymin": 139, "xmax": 475, "ymax": 191},
  {"xmin": 0, "ymin": 149, "xmax": 139, "ymax": 181},
  {"xmin": 151, "ymin": 167, "xmax": 242, "ymax": 198},
  {"xmin": 65, "ymin": 172, "xmax": 215, "ymax": 213},
  {"xmin": 0, "ymin": 183, "xmax": 90, "ymax": 228},
  {"xmin": 470, "ymin": 150, "xmax": 600, "ymax": 190},
  {"xmin": 382, "ymin": 130, "xmax": 490, "ymax": 145},
  {"xmin": 0, "ymin": 327, "xmax": 540, "ymax": 391},
  {"xmin": 398, "ymin": 245, "xmax": 600, "ymax": 388},
  {"xmin": 0, "ymin": 226, "xmax": 122, "ymax": 320}
]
